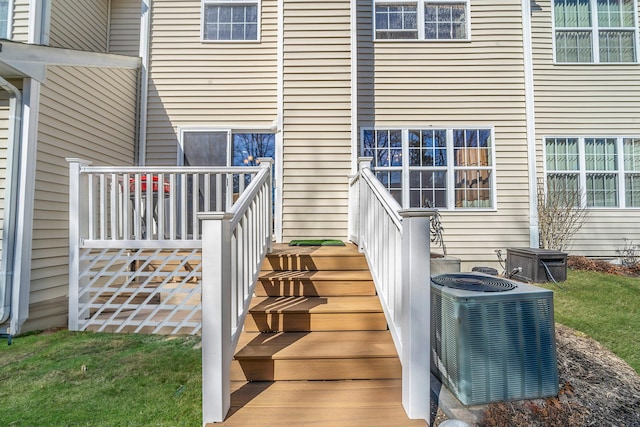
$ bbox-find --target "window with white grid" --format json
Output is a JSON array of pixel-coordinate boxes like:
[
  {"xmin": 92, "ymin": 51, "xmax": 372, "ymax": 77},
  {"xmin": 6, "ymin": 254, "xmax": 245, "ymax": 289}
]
[
  {"xmin": 361, "ymin": 127, "xmax": 494, "ymax": 209},
  {"xmin": 202, "ymin": 0, "xmax": 259, "ymax": 41},
  {"xmin": 553, "ymin": 0, "xmax": 638, "ymax": 63},
  {"xmin": 374, "ymin": 0, "xmax": 469, "ymax": 40},
  {"xmin": 545, "ymin": 136, "xmax": 640, "ymax": 208}
]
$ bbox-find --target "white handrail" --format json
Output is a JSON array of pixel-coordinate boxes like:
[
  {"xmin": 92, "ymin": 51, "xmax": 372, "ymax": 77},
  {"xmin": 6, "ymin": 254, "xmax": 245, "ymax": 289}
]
[
  {"xmin": 200, "ymin": 159, "xmax": 273, "ymax": 425},
  {"xmin": 350, "ymin": 157, "xmax": 434, "ymax": 421}
]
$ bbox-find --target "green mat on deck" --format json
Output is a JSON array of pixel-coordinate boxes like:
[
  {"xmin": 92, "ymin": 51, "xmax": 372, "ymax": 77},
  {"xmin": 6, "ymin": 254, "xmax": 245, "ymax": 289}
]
[{"xmin": 288, "ymin": 239, "xmax": 345, "ymax": 246}]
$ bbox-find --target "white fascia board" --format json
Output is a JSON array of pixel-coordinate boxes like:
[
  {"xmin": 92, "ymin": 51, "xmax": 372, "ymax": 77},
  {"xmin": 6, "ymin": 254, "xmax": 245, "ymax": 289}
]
[
  {"xmin": 0, "ymin": 40, "xmax": 141, "ymax": 75},
  {"xmin": 0, "ymin": 60, "xmax": 47, "ymax": 82}
]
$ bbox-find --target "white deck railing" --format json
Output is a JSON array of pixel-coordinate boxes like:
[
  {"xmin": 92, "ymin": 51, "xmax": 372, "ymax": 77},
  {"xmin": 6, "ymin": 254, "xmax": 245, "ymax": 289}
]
[
  {"xmin": 349, "ymin": 157, "xmax": 434, "ymax": 421},
  {"xmin": 68, "ymin": 158, "xmax": 271, "ymax": 336},
  {"xmin": 68, "ymin": 160, "xmax": 260, "ymax": 245},
  {"xmin": 200, "ymin": 159, "xmax": 273, "ymax": 425}
]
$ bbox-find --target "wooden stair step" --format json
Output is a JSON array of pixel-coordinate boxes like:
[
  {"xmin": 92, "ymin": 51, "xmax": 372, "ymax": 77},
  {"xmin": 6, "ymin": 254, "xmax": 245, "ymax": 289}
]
[
  {"xmin": 232, "ymin": 331, "xmax": 401, "ymax": 381},
  {"xmin": 210, "ymin": 380, "xmax": 425, "ymax": 426},
  {"xmin": 245, "ymin": 296, "xmax": 387, "ymax": 332},
  {"xmin": 262, "ymin": 244, "xmax": 368, "ymax": 271},
  {"xmin": 256, "ymin": 270, "xmax": 375, "ymax": 296}
]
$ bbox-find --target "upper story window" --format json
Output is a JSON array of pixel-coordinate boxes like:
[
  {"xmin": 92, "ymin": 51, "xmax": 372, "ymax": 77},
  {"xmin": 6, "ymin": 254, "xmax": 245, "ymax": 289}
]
[
  {"xmin": 553, "ymin": 0, "xmax": 638, "ymax": 63},
  {"xmin": 361, "ymin": 127, "xmax": 494, "ymax": 209},
  {"xmin": 374, "ymin": 1, "xmax": 469, "ymax": 40},
  {"xmin": 202, "ymin": 0, "xmax": 259, "ymax": 41},
  {"xmin": 545, "ymin": 137, "xmax": 640, "ymax": 208},
  {"xmin": 0, "ymin": 0, "xmax": 9, "ymax": 39}
]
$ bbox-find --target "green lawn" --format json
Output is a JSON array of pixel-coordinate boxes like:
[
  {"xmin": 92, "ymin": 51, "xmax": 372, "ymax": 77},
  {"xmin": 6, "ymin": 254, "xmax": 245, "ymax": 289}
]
[
  {"xmin": 0, "ymin": 269, "xmax": 637, "ymax": 426},
  {"xmin": 540, "ymin": 269, "xmax": 640, "ymax": 373},
  {"xmin": 0, "ymin": 331, "xmax": 202, "ymax": 426}
]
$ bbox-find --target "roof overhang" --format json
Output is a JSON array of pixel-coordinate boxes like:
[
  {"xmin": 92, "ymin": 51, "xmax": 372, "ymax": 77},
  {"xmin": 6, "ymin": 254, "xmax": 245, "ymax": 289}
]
[{"xmin": 0, "ymin": 40, "xmax": 141, "ymax": 83}]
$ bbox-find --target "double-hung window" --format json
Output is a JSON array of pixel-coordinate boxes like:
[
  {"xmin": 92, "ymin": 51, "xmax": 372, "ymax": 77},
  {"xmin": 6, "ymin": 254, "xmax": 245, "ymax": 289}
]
[
  {"xmin": 545, "ymin": 137, "xmax": 640, "ymax": 208},
  {"xmin": 361, "ymin": 127, "xmax": 494, "ymax": 209},
  {"xmin": 202, "ymin": 0, "xmax": 259, "ymax": 41},
  {"xmin": 374, "ymin": 1, "xmax": 469, "ymax": 40},
  {"xmin": 553, "ymin": 0, "xmax": 638, "ymax": 63}
]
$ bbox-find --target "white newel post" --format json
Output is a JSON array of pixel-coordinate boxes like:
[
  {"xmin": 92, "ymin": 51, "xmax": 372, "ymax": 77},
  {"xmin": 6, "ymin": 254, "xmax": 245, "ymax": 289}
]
[
  {"xmin": 67, "ymin": 158, "xmax": 92, "ymax": 331},
  {"xmin": 398, "ymin": 208, "xmax": 435, "ymax": 421},
  {"xmin": 357, "ymin": 157, "xmax": 373, "ymax": 252},
  {"xmin": 200, "ymin": 212, "xmax": 233, "ymax": 425},
  {"xmin": 257, "ymin": 158, "xmax": 274, "ymax": 253}
]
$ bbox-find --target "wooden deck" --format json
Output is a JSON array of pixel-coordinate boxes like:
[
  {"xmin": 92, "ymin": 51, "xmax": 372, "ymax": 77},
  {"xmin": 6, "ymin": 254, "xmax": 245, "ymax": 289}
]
[{"xmin": 210, "ymin": 380, "xmax": 427, "ymax": 426}]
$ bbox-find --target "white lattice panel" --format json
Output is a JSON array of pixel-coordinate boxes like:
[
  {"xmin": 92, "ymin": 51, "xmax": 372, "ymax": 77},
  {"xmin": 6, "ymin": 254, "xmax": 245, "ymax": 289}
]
[{"xmin": 77, "ymin": 248, "xmax": 202, "ymax": 335}]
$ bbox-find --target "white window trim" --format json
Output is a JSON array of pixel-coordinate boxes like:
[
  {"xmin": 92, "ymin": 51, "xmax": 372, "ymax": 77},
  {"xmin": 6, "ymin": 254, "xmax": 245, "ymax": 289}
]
[
  {"xmin": 178, "ymin": 126, "xmax": 277, "ymax": 164},
  {"xmin": 360, "ymin": 126, "xmax": 497, "ymax": 211},
  {"xmin": 551, "ymin": 0, "xmax": 639, "ymax": 64},
  {"xmin": 372, "ymin": 0, "xmax": 471, "ymax": 42},
  {"xmin": 201, "ymin": 0, "xmax": 261, "ymax": 43},
  {"xmin": 543, "ymin": 135, "xmax": 640, "ymax": 209}
]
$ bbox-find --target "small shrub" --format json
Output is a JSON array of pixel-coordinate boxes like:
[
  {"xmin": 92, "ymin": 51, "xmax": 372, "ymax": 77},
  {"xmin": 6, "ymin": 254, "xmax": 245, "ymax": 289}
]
[{"xmin": 616, "ymin": 238, "xmax": 640, "ymax": 268}]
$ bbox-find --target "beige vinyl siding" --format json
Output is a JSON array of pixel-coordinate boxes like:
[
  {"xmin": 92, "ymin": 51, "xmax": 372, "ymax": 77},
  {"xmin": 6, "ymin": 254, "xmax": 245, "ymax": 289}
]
[
  {"xmin": 281, "ymin": 0, "xmax": 353, "ymax": 241},
  {"xmin": 10, "ymin": 0, "xmax": 30, "ymax": 42},
  {"xmin": 48, "ymin": 0, "xmax": 109, "ymax": 52},
  {"xmin": 531, "ymin": 0, "xmax": 640, "ymax": 257},
  {"xmin": 0, "ymin": 92, "xmax": 8, "ymax": 262},
  {"xmin": 358, "ymin": 0, "xmax": 530, "ymax": 265},
  {"xmin": 23, "ymin": 65, "xmax": 138, "ymax": 331},
  {"xmin": 144, "ymin": 0, "xmax": 278, "ymax": 165},
  {"xmin": 109, "ymin": 0, "xmax": 141, "ymax": 56}
]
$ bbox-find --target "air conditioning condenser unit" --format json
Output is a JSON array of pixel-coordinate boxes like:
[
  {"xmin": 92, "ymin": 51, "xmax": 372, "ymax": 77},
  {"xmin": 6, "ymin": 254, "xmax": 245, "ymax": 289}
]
[{"xmin": 431, "ymin": 273, "xmax": 559, "ymax": 405}]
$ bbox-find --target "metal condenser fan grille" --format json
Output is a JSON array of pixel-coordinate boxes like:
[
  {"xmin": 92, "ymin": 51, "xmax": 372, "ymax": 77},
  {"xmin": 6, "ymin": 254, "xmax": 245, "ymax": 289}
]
[{"xmin": 431, "ymin": 273, "xmax": 516, "ymax": 292}]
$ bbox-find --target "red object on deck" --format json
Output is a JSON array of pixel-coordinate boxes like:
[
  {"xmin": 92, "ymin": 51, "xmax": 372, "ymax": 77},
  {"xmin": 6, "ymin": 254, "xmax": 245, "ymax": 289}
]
[{"xmin": 129, "ymin": 175, "xmax": 170, "ymax": 194}]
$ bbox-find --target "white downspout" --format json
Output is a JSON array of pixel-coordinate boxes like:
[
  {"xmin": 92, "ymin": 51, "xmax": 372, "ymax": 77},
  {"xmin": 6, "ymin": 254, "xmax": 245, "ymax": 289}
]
[
  {"xmin": 274, "ymin": 0, "xmax": 283, "ymax": 242},
  {"xmin": 0, "ymin": 77, "xmax": 22, "ymax": 329},
  {"xmin": 522, "ymin": 0, "xmax": 539, "ymax": 248},
  {"xmin": 28, "ymin": 0, "xmax": 50, "ymax": 45},
  {"xmin": 138, "ymin": 0, "xmax": 151, "ymax": 166},
  {"xmin": 347, "ymin": 0, "xmax": 358, "ymax": 240},
  {"xmin": 350, "ymin": 0, "xmax": 358, "ymax": 175},
  {"xmin": 10, "ymin": 78, "xmax": 40, "ymax": 335}
]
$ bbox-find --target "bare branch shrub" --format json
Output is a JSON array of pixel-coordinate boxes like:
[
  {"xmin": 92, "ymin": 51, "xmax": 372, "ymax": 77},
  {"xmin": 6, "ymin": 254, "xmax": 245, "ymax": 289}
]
[
  {"xmin": 537, "ymin": 177, "xmax": 588, "ymax": 252},
  {"xmin": 616, "ymin": 238, "xmax": 640, "ymax": 268}
]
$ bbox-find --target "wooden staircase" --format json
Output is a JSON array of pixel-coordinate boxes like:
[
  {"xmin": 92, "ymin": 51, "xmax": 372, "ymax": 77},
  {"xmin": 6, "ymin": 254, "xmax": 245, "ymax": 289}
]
[
  {"xmin": 232, "ymin": 243, "xmax": 401, "ymax": 381},
  {"xmin": 217, "ymin": 244, "xmax": 425, "ymax": 426}
]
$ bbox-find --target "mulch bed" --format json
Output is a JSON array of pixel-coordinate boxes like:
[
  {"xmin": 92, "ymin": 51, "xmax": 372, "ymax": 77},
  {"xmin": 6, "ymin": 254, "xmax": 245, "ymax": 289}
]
[
  {"xmin": 479, "ymin": 324, "xmax": 640, "ymax": 427},
  {"xmin": 436, "ymin": 259, "xmax": 640, "ymax": 426},
  {"xmin": 567, "ymin": 255, "xmax": 640, "ymax": 277}
]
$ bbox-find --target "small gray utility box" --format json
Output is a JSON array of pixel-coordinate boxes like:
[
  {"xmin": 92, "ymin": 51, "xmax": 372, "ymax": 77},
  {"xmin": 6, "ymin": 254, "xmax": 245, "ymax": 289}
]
[{"xmin": 507, "ymin": 247, "xmax": 568, "ymax": 282}]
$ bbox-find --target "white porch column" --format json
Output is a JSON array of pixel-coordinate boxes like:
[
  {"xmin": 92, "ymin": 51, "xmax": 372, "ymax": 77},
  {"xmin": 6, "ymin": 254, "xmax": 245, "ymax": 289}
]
[
  {"xmin": 398, "ymin": 208, "xmax": 435, "ymax": 421},
  {"xmin": 200, "ymin": 212, "xmax": 233, "ymax": 425}
]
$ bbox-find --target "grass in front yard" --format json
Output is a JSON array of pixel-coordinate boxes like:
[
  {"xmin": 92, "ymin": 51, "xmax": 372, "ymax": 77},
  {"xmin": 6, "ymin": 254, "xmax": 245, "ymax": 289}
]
[
  {"xmin": 0, "ymin": 330, "xmax": 201, "ymax": 426},
  {"xmin": 540, "ymin": 269, "xmax": 640, "ymax": 373}
]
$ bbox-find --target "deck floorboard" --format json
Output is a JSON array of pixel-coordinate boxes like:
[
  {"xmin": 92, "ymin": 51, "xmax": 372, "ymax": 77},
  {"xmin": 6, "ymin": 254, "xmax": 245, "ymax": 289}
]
[{"xmin": 208, "ymin": 380, "xmax": 427, "ymax": 426}]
